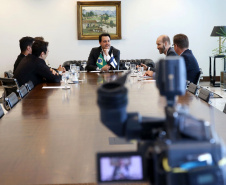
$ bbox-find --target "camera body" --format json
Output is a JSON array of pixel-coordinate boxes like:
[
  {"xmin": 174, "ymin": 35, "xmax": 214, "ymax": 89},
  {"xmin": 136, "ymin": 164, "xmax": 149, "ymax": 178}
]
[
  {"xmin": 138, "ymin": 106, "xmax": 226, "ymax": 185},
  {"xmin": 97, "ymin": 56, "xmax": 226, "ymax": 185}
]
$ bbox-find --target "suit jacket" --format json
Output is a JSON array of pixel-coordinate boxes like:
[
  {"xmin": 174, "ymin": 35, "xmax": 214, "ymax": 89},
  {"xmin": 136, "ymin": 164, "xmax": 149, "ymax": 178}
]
[
  {"xmin": 167, "ymin": 47, "xmax": 177, "ymax": 56},
  {"xmin": 14, "ymin": 54, "xmax": 61, "ymax": 87},
  {"xmin": 87, "ymin": 46, "xmax": 120, "ymax": 71},
  {"xmin": 151, "ymin": 47, "xmax": 178, "ymax": 72},
  {"xmin": 13, "ymin": 53, "xmax": 26, "ymax": 74},
  {"xmin": 181, "ymin": 49, "xmax": 200, "ymax": 84}
]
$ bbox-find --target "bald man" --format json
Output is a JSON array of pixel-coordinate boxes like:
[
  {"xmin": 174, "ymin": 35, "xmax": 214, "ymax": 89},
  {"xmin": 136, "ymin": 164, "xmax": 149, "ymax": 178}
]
[
  {"xmin": 144, "ymin": 35, "xmax": 177, "ymax": 76},
  {"xmin": 156, "ymin": 35, "xmax": 177, "ymax": 56}
]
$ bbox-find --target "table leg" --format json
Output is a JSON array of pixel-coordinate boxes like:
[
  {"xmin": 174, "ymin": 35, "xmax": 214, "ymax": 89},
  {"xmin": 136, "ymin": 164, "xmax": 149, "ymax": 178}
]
[
  {"xmin": 213, "ymin": 57, "xmax": 216, "ymax": 86},
  {"xmin": 224, "ymin": 58, "xmax": 226, "ymax": 71},
  {"xmin": 209, "ymin": 57, "xmax": 212, "ymax": 84}
]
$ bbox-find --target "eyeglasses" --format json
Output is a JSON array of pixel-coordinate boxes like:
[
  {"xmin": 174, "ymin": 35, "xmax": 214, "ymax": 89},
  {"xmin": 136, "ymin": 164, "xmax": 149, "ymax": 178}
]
[{"xmin": 172, "ymin": 44, "xmax": 176, "ymax": 47}]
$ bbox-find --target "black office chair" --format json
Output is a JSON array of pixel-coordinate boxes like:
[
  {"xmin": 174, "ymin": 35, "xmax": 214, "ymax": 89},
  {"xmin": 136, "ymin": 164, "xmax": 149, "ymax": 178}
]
[
  {"xmin": 18, "ymin": 85, "xmax": 29, "ymax": 98},
  {"xmin": 0, "ymin": 105, "xmax": 4, "ymax": 118},
  {"xmin": 187, "ymin": 83, "xmax": 199, "ymax": 96},
  {"xmin": 62, "ymin": 60, "xmax": 84, "ymax": 71},
  {"xmin": 194, "ymin": 68, "xmax": 203, "ymax": 85},
  {"xmin": 223, "ymin": 103, "xmax": 226, "ymax": 114},
  {"xmin": 25, "ymin": 81, "xmax": 34, "ymax": 91},
  {"xmin": 141, "ymin": 59, "xmax": 155, "ymax": 71},
  {"xmin": 0, "ymin": 77, "xmax": 21, "ymax": 111},
  {"xmin": 198, "ymin": 87, "xmax": 213, "ymax": 103},
  {"xmin": 0, "ymin": 77, "xmax": 20, "ymax": 97},
  {"xmin": 4, "ymin": 70, "xmax": 14, "ymax": 78},
  {"xmin": 5, "ymin": 92, "xmax": 19, "ymax": 110}
]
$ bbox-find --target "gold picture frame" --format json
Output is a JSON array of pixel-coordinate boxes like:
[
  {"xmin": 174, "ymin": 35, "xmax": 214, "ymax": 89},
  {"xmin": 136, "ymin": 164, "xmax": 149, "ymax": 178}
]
[{"xmin": 77, "ymin": 1, "xmax": 121, "ymax": 40}]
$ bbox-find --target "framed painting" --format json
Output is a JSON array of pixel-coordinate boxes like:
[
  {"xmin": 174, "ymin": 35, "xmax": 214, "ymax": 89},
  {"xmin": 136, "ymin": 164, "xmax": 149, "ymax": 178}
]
[{"xmin": 77, "ymin": 1, "xmax": 121, "ymax": 40}]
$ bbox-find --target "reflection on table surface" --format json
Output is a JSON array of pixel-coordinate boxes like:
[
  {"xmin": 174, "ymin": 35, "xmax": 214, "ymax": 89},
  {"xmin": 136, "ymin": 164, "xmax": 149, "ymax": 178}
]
[{"xmin": 0, "ymin": 72, "xmax": 226, "ymax": 185}]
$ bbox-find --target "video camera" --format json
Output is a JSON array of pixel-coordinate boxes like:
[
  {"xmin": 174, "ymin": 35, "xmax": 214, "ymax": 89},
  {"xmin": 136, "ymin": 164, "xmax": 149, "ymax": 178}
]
[{"xmin": 96, "ymin": 56, "xmax": 226, "ymax": 185}]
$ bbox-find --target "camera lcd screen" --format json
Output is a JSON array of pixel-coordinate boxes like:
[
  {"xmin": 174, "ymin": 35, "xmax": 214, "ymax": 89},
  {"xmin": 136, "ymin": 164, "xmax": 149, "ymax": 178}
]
[{"xmin": 97, "ymin": 152, "xmax": 145, "ymax": 183}]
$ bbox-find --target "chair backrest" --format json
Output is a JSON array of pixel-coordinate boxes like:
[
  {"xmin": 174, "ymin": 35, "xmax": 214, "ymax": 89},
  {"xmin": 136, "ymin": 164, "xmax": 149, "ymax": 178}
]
[
  {"xmin": 18, "ymin": 85, "xmax": 28, "ymax": 98},
  {"xmin": 4, "ymin": 70, "xmax": 14, "ymax": 78},
  {"xmin": 142, "ymin": 59, "xmax": 155, "ymax": 69},
  {"xmin": 187, "ymin": 83, "xmax": 199, "ymax": 95},
  {"xmin": 198, "ymin": 88, "xmax": 213, "ymax": 103},
  {"xmin": 194, "ymin": 68, "xmax": 203, "ymax": 85},
  {"xmin": 223, "ymin": 103, "xmax": 226, "ymax": 114},
  {"xmin": 0, "ymin": 105, "xmax": 4, "ymax": 118},
  {"xmin": 0, "ymin": 77, "xmax": 20, "ymax": 97},
  {"xmin": 5, "ymin": 92, "xmax": 19, "ymax": 110},
  {"xmin": 25, "ymin": 81, "xmax": 34, "ymax": 91},
  {"xmin": 62, "ymin": 60, "xmax": 84, "ymax": 71},
  {"xmin": 119, "ymin": 59, "xmax": 155, "ymax": 70}
]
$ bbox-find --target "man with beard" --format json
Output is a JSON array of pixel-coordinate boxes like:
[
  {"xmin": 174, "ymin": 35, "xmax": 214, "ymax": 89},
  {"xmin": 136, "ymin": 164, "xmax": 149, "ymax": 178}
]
[
  {"xmin": 156, "ymin": 35, "xmax": 177, "ymax": 57},
  {"xmin": 86, "ymin": 33, "xmax": 120, "ymax": 72},
  {"xmin": 144, "ymin": 35, "xmax": 177, "ymax": 76}
]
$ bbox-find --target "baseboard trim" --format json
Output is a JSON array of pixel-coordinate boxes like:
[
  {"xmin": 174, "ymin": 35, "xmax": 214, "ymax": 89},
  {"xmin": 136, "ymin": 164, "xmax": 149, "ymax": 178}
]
[{"xmin": 201, "ymin": 76, "xmax": 220, "ymax": 82}]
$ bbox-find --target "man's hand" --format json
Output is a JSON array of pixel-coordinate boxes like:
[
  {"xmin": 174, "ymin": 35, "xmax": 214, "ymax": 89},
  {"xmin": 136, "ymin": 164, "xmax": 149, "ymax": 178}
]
[
  {"xmin": 141, "ymin": 63, "xmax": 148, "ymax": 70},
  {"xmin": 144, "ymin": 71, "xmax": 154, "ymax": 76},
  {"xmin": 101, "ymin": 64, "xmax": 110, "ymax": 72},
  {"xmin": 103, "ymin": 49, "xmax": 109, "ymax": 56},
  {"xmin": 50, "ymin": 68, "xmax": 58, "ymax": 75},
  {"xmin": 57, "ymin": 65, "xmax": 66, "ymax": 73}
]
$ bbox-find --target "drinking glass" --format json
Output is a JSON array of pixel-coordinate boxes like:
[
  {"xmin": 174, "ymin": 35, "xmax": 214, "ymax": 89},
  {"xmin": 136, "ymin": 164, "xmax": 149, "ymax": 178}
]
[
  {"xmin": 130, "ymin": 64, "xmax": 136, "ymax": 75},
  {"xmin": 70, "ymin": 64, "xmax": 76, "ymax": 74},
  {"xmin": 76, "ymin": 66, "xmax": 80, "ymax": 78},
  {"xmin": 81, "ymin": 61, "xmax": 87, "ymax": 71},
  {"xmin": 125, "ymin": 62, "xmax": 130, "ymax": 70},
  {"xmin": 62, "ymin": 72, "xmax": 70, "ymax": 89},
  {"xmin": 137, "ymin": 67, "xmax": 144, "ymax": 76}
]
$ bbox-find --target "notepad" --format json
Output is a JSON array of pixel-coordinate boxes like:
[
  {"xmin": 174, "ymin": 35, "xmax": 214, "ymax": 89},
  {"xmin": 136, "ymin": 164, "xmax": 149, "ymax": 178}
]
[
  {"xmin": 42, "ymin": 86, "xmax": 71, "ymax": 89},
  {"xmin": 90, "ymin": 71, "xmax": 101, "ymax": 73},
  {"xmin": 142, "ymin": 80, "xmax": 156, "ymax": 82}
]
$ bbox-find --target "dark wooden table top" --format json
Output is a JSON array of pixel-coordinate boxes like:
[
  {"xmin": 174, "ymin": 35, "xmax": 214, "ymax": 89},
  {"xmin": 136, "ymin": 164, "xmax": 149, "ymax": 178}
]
[{"xmin": 0, "ymin": 72, "xmax": 226, "ymax": 185}]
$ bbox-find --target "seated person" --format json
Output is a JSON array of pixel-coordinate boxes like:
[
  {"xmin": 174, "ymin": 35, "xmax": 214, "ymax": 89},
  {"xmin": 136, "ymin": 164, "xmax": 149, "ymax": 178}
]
[
  {"xmin": 13, "ymin": 36, "xmax": 34, "ymax": 74},
  {"xmin": 141, "ymin": 35, "xmax": 177, "ymax": 71},
  {"xmin": 14, "ymin": 40, "xmax": 61, "ymax": 87},
  {"xmin": 173, "ymin": 34, "xmax": 200, "ymax": 84},
  {"xmin": 34, "ymin": 36, "xmax": 65, "ymax": 73},
  {"xmin": 86, "ymin": 33, "xmax": 120, "ymax": 72},
  {"xmin": 156, "ymin": 35, "xmax": 177, "ymax": 57},
  {"xmin": 144, "ymin": 34, "xmax": 200, "ymax": 84}
]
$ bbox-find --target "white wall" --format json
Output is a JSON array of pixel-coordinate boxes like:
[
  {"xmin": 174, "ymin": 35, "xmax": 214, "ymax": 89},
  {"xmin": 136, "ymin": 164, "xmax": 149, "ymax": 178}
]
[{"xmin": 0, "ymin": 0, "xmax": 225, "ymax": 77}]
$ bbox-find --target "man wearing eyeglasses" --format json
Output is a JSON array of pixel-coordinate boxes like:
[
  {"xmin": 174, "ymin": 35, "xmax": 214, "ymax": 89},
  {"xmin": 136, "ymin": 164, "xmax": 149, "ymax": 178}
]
[
  {"xmin": 86, "ymin": 33, "xmax": 120, "ymax": 72},
  {"xmin": 173, "ymin": 34, "xmax": 199, "ymax": 84},
  {"xmin": 14, "ymin": 41, "xmax": 61, "ymax": 87}
]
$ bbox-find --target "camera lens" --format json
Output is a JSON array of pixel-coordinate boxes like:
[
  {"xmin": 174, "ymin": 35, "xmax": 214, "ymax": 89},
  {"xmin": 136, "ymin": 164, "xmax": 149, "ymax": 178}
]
[{"xmin": 97, "ymin": 81, "xmax": 128, "ymax": 136}]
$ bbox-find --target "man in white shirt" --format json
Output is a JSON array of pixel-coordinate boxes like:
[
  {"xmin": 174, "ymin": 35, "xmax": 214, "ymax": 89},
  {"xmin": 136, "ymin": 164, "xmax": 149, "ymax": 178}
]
[{"xmin": 87, "ymin": 33, "xmax": 120, "ymax": 72}]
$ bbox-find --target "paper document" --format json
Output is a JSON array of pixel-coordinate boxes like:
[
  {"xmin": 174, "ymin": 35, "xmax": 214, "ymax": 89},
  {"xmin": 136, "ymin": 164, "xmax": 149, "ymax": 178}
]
[
  {"xmin": 42, "ymin": 86, "xmax": 71, "ymax": 89},
  {"xmin": 141, "ymin": 80, "xmax": 156, "ymax": 82}
]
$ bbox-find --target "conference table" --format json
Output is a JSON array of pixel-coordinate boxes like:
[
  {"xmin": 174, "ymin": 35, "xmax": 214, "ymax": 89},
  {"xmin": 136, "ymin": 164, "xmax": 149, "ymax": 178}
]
[{"xmin": 0, "ymin": 72, "xmax": 226, "ymax": 185}]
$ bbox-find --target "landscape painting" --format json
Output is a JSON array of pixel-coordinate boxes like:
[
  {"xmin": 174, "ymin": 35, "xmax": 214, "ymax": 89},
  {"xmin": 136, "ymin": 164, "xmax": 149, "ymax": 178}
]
[{"xmin": 77, "ymin": 1, "xmax": 121, "ymax": 40}]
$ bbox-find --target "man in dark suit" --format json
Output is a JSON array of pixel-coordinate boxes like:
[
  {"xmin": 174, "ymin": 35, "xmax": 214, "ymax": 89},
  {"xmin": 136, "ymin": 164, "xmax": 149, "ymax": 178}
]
[
  {"xmin": 144, "ymin": 35, "xmax": 177, "ymax": 76},
  {"xmin": 14, "ymin": 40, "xmax": 61, "ymax": 87},
  {"xmin": 13, "ymin": 36, "xmax": 34, "ymax": 74},
  {"xmin": 173, "ymin": 34, "xmax": 200, "ymax": 84},
  {"xmin": 87, "ymin": 33, "xmax": 120, "ymax": 72},
  {"xmin": 156, "ymin": 35, "xmax": 177, "ymax": 57}
]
